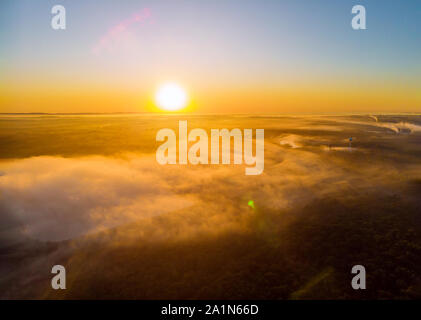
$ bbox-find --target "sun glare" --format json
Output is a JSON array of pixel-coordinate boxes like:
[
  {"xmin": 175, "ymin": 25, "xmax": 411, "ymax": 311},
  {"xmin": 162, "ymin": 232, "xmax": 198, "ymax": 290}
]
[{"xmin": 155, "ymin": 83, "xmax": 188, "ymax": 111}]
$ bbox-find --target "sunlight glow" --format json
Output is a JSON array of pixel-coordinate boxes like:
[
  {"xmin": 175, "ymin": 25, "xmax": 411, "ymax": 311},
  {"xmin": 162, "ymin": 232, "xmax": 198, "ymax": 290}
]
[{"xmin": 155, "ymin": 83, "xmax": 188, "ymax": 111}]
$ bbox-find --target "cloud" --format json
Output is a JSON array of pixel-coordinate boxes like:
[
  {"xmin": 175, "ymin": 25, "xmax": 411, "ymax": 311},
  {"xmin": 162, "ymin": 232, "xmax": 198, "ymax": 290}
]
[
  {"xmin": 322, "ymin": 116, "xmax": 421, "ymax": 135},
  {"xmin": 279, "ymin": 134, "xmax": 303, "ymax": 148},
  {"xmin": 0, "ymin": 156, "xmax": 194, "ymax": 241},
  {"xmin": 1, "ymin": 115, "xmax": 420, "ymax": 246}
]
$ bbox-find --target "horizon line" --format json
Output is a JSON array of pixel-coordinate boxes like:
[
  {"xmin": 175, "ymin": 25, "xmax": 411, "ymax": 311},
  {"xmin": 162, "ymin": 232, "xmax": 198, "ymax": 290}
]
[{"xmin": 1, "ymin": 112, "xmax": 421, "ymax": 116}]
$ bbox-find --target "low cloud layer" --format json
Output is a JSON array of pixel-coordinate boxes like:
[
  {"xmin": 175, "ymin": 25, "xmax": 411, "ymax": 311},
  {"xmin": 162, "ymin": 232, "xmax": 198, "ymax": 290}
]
[
  {"xmin": 0, "ymin": 115, "xmax": 420, "ymax": 246},
  {"xmin": 0, "ymin": 156, "xmax": 194, "ymax": 241}
]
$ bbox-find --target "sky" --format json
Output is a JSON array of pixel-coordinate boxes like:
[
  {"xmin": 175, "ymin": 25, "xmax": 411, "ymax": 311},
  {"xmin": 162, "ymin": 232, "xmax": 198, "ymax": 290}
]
[{"xmin": 0, "ymin": 0, "xmax": 420, "ymax": 113}]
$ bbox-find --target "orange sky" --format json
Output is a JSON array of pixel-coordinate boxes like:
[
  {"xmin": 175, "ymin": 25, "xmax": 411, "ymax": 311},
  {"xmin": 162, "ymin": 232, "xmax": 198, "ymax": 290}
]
[{"xmin": 2, "ymin": 78, "xmax": 420, "ymax": 114}]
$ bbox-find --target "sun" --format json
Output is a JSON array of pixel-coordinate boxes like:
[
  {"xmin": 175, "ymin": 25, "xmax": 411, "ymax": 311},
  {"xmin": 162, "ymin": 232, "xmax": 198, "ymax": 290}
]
[{"xmin": 155, "ymin": 83, "xmax": 188, "ymax": 111}]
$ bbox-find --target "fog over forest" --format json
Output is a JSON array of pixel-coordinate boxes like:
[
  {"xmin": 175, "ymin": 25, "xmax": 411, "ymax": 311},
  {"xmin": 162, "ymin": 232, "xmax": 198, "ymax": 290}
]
[{"xmin": 1, "ymin": 114, "xmax": 421, "ymax": 299}]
